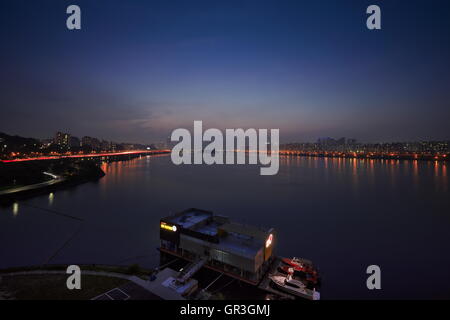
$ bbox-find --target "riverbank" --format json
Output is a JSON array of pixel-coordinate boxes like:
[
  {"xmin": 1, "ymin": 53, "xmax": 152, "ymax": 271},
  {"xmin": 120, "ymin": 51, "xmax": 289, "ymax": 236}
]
[
  {"xmin": 0, "ymin": 151, "xmax": 170, "ymax": 206},
  {"xmin": 0, "ymin": 159, "xmax": 105, "ymax": 206}
]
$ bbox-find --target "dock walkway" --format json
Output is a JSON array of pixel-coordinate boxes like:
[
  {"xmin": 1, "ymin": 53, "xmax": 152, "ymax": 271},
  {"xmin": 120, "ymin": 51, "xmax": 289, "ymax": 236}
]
[{"xmin": 177, "ymin": 257, "xmax": 207, "ymax": 284}]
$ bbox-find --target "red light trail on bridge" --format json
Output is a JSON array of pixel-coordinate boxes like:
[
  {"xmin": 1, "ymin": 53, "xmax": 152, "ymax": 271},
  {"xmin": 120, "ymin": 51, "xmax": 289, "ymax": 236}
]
[{"xmin": 0, "ymin": 150, "xmax": 170, "ymax": 163}]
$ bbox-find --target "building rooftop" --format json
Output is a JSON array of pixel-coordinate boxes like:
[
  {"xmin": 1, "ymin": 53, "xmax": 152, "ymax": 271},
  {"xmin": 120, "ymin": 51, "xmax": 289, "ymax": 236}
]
[
  {"xmin": 218, "ymin": 231, "xmax": 262, "ymax": 259},
  {"xmin": 192, "ymin": 221, "xmax": 221, "ymax": 237},
  {"xmin": 166, "ymin": 209, "xmax": 211, "ymax": 229}
]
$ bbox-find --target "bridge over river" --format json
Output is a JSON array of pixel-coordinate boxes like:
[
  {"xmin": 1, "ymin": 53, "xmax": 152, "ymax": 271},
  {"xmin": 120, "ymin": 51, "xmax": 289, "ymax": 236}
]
[{"xmin": 0, "ymin": 149, "xmax": 170, "ymax": 163}]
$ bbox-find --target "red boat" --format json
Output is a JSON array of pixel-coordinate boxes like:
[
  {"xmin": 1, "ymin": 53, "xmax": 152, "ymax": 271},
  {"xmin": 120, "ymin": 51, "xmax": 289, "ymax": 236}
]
[
  {"xmin": 282, "ymin": 257, "xmax": 315, "ymax": 270},
  {"xmin": 282, "ymin": 257, "xmax": 320, "ymax": 277}
]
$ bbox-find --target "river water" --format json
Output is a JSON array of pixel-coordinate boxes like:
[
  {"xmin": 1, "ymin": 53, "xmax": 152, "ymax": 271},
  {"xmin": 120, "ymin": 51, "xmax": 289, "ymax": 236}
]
[{"xmin": 1, "ymin": 154, "xmax": 449, "ymax": 299}]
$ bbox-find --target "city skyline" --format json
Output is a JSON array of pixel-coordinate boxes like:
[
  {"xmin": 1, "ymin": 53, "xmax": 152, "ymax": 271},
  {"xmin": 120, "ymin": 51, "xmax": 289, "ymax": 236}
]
[
  {"xmin": 3, "ymin": 129, "xmax": 450, "ymax": 146},
  {"xmin": 1, "ymin": 1, "xmax": 450, "ymax": 144}
]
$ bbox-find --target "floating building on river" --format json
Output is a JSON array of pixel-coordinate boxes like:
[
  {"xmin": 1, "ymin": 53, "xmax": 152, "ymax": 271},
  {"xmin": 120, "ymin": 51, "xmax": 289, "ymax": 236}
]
[{"xmin": 159, "ymin": 208, "xmax": 276, "ymax": 285}]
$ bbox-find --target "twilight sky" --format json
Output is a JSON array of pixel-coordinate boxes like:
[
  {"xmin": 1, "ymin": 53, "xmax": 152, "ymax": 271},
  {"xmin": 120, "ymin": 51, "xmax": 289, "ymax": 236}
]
[{"xmin": 1, "ymin": 0, "xmax": 450, "ymax": 143}]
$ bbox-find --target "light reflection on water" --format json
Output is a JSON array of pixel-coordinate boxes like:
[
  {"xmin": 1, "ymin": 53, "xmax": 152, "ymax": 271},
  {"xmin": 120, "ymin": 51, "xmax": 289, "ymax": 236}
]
[
  {"xmin": 279, "ymin": 155, "xmax": 448, "ymax": 188},
  {"xmin": 12, "ymin": 202, "xmax": 19, "ymax": 216},
  {"xmin": 48, "ymin": 192, "xmax": 54, "ymax": 206}
]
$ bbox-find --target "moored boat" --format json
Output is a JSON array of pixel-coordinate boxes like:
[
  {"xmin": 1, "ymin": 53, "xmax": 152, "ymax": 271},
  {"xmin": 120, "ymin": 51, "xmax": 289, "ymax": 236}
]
[
  {"xmin": 278, "ymin": 265, "xmax": 320, "ymax": 287},
  {"xmin": 269, "ymin": 271, "xmax": 320, "ymax": 300}
]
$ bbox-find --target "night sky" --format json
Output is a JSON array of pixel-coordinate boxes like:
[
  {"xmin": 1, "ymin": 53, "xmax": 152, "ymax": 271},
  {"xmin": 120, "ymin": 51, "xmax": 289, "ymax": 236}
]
[{"xmin": 1, "ymin": 0, "xmax": 450, "ymax": 143}]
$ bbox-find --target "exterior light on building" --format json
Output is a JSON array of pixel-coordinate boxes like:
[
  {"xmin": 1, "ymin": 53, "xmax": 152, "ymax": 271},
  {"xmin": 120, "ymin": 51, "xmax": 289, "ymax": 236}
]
[
  {"xmin": 161, "ymin": 222, "xmax": 177, "ymax": 232},
  {"xmin": 266, "ymin": 234, "xmax": 273, "ymax": 248}
]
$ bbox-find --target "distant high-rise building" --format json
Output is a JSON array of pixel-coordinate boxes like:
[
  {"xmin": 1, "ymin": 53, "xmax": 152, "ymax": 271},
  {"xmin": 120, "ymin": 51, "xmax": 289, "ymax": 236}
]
[
  {"xmin": 337, "ymin": 137, "xmax": 346, "ymax": 145},
  {"xmin": 166, "ymin": 136, "xmax": 175, "ymax": 149},
  {"xmin": 317, "ymin": 137, "xmax": 336, "ymax": 146},
  {"xmin": 100, "ymin": 140, "xmax": 110, "ymax": 151},
  {"xmin": 54, "ymin": 132, "xmax": 70, "ymax": 149},
  {"xmin": 81, "ymin": 136, "xmax": 101, "ymax": 149},
  {"xmin": 69, "ymin": 136, "xmax": 81, "ymax": 148},
  {"xmin": 109, "ymin": 141, "xmax": 117, "ymax": 151}
]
